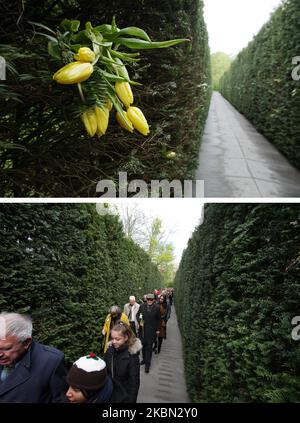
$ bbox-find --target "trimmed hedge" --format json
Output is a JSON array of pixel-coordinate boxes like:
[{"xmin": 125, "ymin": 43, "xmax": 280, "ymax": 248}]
[
  {"xmin": 0, "ymin": 204, "xmax": 161, "ymax": 364},
  {"xmin": 175, "ymin": 204, "xmax": 300, "ymax": 402},
  {"xmin": 0, "ymin": 0, "xmax": 211, "ymax": 196},
  {"xmin": 220, "ymin": 0, "xmax": 300, "ymax": 169}
]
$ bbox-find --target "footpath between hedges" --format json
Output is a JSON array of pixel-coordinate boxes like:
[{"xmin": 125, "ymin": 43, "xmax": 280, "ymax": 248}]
[
  {"xmin": 196, "ymin": 92, "xmax": 300, "ymax": 198},
  {"xmin": 137, "ymin": 306, "xmax": 190, "ymax": 403}
]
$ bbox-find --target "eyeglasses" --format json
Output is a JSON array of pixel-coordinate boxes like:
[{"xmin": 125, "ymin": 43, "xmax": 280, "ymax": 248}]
[{"xmin": 147, "ymin": 298, "xmax": 154, "ymax": 301}]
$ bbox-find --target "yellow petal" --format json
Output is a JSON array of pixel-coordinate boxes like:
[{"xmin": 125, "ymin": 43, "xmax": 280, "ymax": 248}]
[
  {"xmin": 95, "ymin": 106, "xmax": 109, "ymax": 137},
  {"xmin": 127, "ymin": 106, "xmax": 150, "ymax": 136},
  {"xmin": 75, "ymin": 47, "xmax": 96, "ymax": 63},
  {"xmin": 53, "ymin": 62, "xmax": 93, "ymax": 84},
  {"xmin": 115, "ymin": 82, "xmax": 133, "ymax": 108},
  {"xmin": 81, "ymin": 109, "xmax": 97, "ymax": 137},
  {"xmin": 105, "ymin": 99, "xmax": 113, "ymax": 111},
  {"xmin": 116, "ymin": 111, "xmax": 134, "ymax": 133}
]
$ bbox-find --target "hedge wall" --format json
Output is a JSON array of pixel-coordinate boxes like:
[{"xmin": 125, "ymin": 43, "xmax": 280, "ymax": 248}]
[
  {"xmin": 0, "ymin": 204, "xmax": 161, "ymax": 364},
  {"xmin": 220, "ymin": 0, "xmax": 300, "ymax": 169},
  {"xmin": 174, "ymin": 204, "xmax": 300, "ymax": 402},
  {"xmin": 0, "ymin": 0, "xmax": 211, "ymax": 196}
]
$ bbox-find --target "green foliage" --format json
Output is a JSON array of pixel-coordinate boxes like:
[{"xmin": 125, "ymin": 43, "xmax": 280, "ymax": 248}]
[
  {"xmin": 174, "ymin": 204, "xmax": 300, "ymax": 402},
  {"xmin": 146, "ymin": 217, "xmax": 176, "ymax": 286},
  {"xmin": 0, "ymin": 204, "xmax": 161, "ymax": 365},
  {"xmin": 220, "ymin": 0, "xmax": 300, "ymax": 169},
  {"xmin": 211, "ymin": 52, "xmax": 233, "ymax": 91},
  {"xmin": 0, "ymin": 0, "xmax": 211, "ymax": 196}
]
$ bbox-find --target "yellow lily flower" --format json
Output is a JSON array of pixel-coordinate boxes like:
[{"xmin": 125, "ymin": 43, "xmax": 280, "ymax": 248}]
[
  {"xmin": 95, "ymin": 106, "xmax": 109, "ymax": 137},
  {"xmin": 81, "ymin": 109, "xmax": 97, "ymax": 137},
  {"xmin": 127, "ymin": 106, "xmax": 150, "ymax": 136},
  {"xmin": 53, "ymin": 61, "xmax": 93, "ymax": 84},
  {"xmin": 74, "ymin": 47, "xmax": 96, "ymax": 63},
  {"xmin": 116, "ymin": 111, "xmax": 134, "ymax": 133},
  {"xmin": 115, "ymin": 82, "xmax": 133, "ymax": 108}
]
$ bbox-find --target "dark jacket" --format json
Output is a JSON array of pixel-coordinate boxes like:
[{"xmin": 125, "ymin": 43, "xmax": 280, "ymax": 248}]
[
  {"xmin": 104, "ymin": 338, "xmax": 142, "ymax": 403},
  {"xmin": 0, "ymin": 340, "xmax": 67, "ymax": 403},
  {"xmin": 85, "ymin": 376, "xmax": 113, "ymax": 403},
  {"xmin": 139, "ymin": 303, "xmax": 161, "ymax": 344}
]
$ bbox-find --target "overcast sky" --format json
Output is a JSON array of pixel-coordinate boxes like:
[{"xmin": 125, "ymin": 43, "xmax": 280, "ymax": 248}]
[
  {"xmin": 204, "ymin": 0, "xmax": 283, "ymax": 56},
  {"xmin": 115, "ymin": 200, "xmax": 204, "ymax": 264}
]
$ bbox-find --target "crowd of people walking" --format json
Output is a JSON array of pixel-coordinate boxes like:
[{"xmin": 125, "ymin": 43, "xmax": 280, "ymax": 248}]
[{"xmin": 0, "ymin": 288, "xmax": 174, "ymax": 404}]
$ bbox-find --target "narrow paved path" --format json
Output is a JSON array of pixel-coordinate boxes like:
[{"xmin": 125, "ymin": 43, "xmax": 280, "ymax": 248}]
[
  {"xmin": 196, "ymin": 92, "xmax": 300, "ymax": 197},
  {"xmin": 137, "ymin": 306, "xmax": 190, "ymax": 403}
]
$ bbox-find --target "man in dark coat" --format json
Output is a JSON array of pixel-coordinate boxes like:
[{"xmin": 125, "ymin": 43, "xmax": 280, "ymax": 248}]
[
  {"xmin": 0, "ymin": 312, "xmax": 67, "ymax": 403},
  {"xmin": 138, "ymin": 293, "xmax": 160, "ymax": 373}
]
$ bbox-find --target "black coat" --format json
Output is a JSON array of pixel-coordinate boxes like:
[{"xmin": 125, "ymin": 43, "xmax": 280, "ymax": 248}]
[
  {"xmin": 104, "ymin": 339, "xmax": 141, "ymax": 403},
  {"xmin": 139, "ymin": 303, "xmax": 161, "ymax": 344},
  {"xmin": 0, "ymin": 340, "xmax": 67, "ymax": 403}
]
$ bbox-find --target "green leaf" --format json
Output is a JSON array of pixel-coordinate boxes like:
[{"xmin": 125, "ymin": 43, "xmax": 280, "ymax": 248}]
[
  {"xmin": 60, "ymin": 19, "xmax": 80, "ymax": 33},
  {"xmin": 98, "ymin": 69, "xmax": 127, "ymax": 82},
  {"xmin": 98, "ymin": 69, "xmax": 141, "ymax": 86},
  {"xmin": 116, "ymin": 38, "xmax": 190, "ymax": 50},
  {"xmin": 29, "ymin": 21, "xmax": 56, "ymax": 35},
  {"xmin": 93, "ymin": 24, "xmax": 114, "ymax": 35},
  {"xmin": 48, "ymin": 41, "xmax": 61, "ymax": 60},
  {"xmin": 85, "ymin": 21, "xmax": 93, "ymax": 32},
  {"xmin": 116, "ymin": 27, "xmax": 151, "ymax": 42},
  {"xmin": 111, "ymin": 16, "xmax": 118, "ymax": 33},
  {"xmin": 35, "ymin": 32, "xmax": 58, "ymax": 43},
  {"xmin": 93, "ymin": 40, "xmax": 113, "ymax": 48},
  {"xmin": 71, "ymin": 30, "xmax": 92, "ymax": 45},
  {"xmin": 110, "ymin": 50, "xmax": 140, "ymax": 62},
  {"xmin": 69, "ymin": 44, "xmax": 82, "ymax": 53}
]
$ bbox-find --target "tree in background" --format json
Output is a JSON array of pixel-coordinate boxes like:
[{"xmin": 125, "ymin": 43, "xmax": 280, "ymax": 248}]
[
  {"xmin": 120, "ymin": 205, "xmax": 176, "ymax": 287},
  {"xmin": 211, "ymin": 52, "xmax": 233, "ymax": 91},
  {"xmin": 146, "ymin": 218, "xmax": 176, "ymax": 287}
]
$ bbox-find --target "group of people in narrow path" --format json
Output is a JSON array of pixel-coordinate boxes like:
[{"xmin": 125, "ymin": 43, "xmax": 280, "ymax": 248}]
[{"xmin": 0, "ymin": 288, "xmax": 174, "ymax": 403}]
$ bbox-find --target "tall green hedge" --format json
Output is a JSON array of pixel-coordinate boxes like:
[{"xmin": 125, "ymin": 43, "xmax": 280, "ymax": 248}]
[
  {"xmin": 175, "ymin": 204, "xmax": 300, "ymax": 402},
  {"xmin": 220, "ymin": 0, "xmax": 300, "ymax": 169},
  {"xmin": 0, "ymin": 204, "xmax": 161, "ymax": 364},
  {"xmin": 0, "ymin": 0, "xmax": 211, "ymax": 196}
]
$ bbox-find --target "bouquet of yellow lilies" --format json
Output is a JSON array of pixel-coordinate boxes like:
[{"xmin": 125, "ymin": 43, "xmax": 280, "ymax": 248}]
[{"xmin": 36, "ymin": 18, "xmax": 189, "ymax": 138}]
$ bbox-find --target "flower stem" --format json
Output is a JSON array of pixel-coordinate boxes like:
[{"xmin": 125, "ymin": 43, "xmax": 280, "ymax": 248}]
[{"xmin": 77, "ymin": 83, "xmax": 85, "ymax": 103}]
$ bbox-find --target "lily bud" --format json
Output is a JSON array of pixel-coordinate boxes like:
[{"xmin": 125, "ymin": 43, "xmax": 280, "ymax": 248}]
[
  {"xmin": 115, "ymin": 82, "xmax": 133, "ymax": 108},
  {"xmin": 166, "ymin": 151, "xmax": 176, "ymax": 159},
  {"xmin": 74, "ymin": 47, "xmax": 96, "ymax": 63},
  {"xmin": 105, "ymin": 99, "xmax": 113, "ymax": 111},
  {"xmin": 81, "ymin": 109, "xmax": 97, "ymax": 137},
  {"xmin": 53, "ymin": 61, "xmax": 93, "ymax": 84},
  {"xmin": 95, "ymin": 106, "xmax": 109, "ymax": 137},
  {"xmin": 116, "ymin": 111, "xmax": 134, "ymax": 133},
  {"xmin": 127, "ymin": 106, "xmax": 150, "ymax": 136}
]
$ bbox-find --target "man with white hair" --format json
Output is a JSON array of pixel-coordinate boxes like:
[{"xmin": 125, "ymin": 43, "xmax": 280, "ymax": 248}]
[
  {"xmin": 0, "ymin": 312, "xmax": 67, "ymax": 402},
  {"xmin": 123, "ymin": 296, "xmax": 140, "ymax": 336}
]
